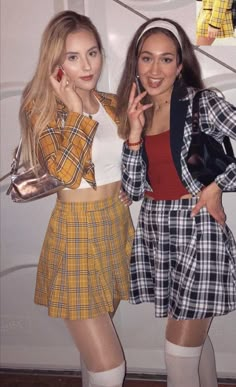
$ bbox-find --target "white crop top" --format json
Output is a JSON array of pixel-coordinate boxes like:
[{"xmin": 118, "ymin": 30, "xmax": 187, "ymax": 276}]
[{"xmin": 64, "ymin": 99, "xmax": 124, "ymax": 190}]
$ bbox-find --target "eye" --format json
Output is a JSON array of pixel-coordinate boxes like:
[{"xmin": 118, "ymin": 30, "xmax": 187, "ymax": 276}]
[
  {"xmin": 140, "ymin": 55, "xmax": 152, "ymax": 63},
  {"xmin": 89, "ymin": 49, "xmax": 99, "ymax": 57},
  {"xmin": 68, "ymin": 54, "xmax": 78, "ymax": 62},
  {"xmin": 161, "ymin": 57, "xmax": 173, "ymax": 63}
]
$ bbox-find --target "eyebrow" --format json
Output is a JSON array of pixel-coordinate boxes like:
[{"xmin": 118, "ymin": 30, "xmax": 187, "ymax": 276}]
[
  {"xmin": 65, "ymin": 46, "xmax": 98, "ymax": 55},
  {"xmin": 140, "ymin": 50, "xmax": 175, "ymax": 56}
]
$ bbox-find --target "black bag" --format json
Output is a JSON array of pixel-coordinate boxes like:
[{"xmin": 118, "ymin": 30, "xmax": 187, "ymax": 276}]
[{"xmin": 186, "ymin": 89, "xmax": 236, "ymax": 188}]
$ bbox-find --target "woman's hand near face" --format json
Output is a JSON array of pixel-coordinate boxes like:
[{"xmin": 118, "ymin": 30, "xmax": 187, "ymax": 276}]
[
  {"xmin": 191, "ymin": 182, "xmax": 226, "ymax": 225},
  {"xmin": 50, "ymin": 67, "xmax": 83, "ymax": 113},
  {"xmin": 127, "ymin": 82, "xmax": 153, "ymax": 142}
]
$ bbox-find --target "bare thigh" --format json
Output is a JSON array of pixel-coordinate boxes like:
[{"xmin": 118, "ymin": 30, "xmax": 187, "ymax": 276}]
[
  {"xmin": 196, "ymin": 36, "xmax": 215, "ymax": 46},
  {"xmin": 166, "ymin": 318, "xmax": 212, "ymax": 347},
  {"xmin": 65, "ymin": 314, "xmax": 124, "ymax": 372}
]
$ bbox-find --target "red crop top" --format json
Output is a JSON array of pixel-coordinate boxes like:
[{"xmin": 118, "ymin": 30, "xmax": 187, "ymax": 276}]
[{"xmin": 145, "ymin": 131, "xmax": 189, "ymax": 200}]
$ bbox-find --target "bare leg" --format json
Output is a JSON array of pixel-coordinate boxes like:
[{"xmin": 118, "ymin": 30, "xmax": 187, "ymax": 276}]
[
  {"xmin": 65, "ymin": 314, "xmax": 124, "ymax": 372},
  {"xmin": 166, "ymin": 318, "xmax": 212, "ymax": 347},
  {"xmin": 78, "ymin": 300, "xmax": 122, "ymax": 386},
  {"xmin": 196, "ymin": 36, "xmax": 215, "ymax": 46},
  {"xmin": 165, "ymin": 318, "xmax": 215, "ymax": 387}
]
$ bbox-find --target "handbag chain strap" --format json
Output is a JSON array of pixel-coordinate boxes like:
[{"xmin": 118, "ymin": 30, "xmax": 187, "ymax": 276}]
[
  {"xmin": 0, "ymin": 139, "xmax": 22, "ymax": 183},
  {"xmin": 192, "ymin": 89, "xmax": 235, "ymax": 157}
]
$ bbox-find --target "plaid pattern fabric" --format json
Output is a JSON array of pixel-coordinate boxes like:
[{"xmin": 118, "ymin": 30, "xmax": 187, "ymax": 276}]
[
  {"xmin": 122, "ymin": 87, "xmax": 236, "ymax": 200},
  {"xmin": 232, "ymin": 0, "xmax": 236, "ymax": 27},
  {"xmin": 36, "ymin": 91, "xmax": 118, "ymax": 189},
  {"xmin": 130, "ymin": 197, "xmax": 236, "ymax": 319},
  {"xmin": 197, "ymin": 0, "xmax": 234, "ymax": 37},
  {"xmin": 34, "ymin": 196, "xmax": 134, "ymax": 320}
]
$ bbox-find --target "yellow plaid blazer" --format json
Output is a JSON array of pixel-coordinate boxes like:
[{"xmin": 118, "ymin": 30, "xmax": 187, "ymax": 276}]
[
  {"xmin": 201, "ymin": 0, "xmax": 233, "ymax": 28},
  {"xmin": 37, "ymin": 91, "xmax": 119, "ymax": 189}
]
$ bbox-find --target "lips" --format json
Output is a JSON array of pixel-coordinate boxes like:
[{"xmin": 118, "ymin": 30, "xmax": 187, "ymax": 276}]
[
  {"xmin": 148, "ymin": 78, "xmax": 163, "ymax": 88},
  {"xmin": 80, "ymin": 75, "xmax": 93, "ymax": 81}
]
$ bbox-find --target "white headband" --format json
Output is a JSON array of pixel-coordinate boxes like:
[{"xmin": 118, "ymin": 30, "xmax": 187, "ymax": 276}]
[{"xmin": 137, "ymin": 20, "xmax": 182, "ymax": 49}]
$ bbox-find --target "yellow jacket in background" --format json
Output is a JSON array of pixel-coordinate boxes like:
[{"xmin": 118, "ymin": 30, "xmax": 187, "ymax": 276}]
[{"xmin": 197, "ymin": 0, "xmax": 234, "ymax": 37}]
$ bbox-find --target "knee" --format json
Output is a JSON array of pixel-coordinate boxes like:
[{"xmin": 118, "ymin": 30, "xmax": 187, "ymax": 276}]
[{"xmin": 88, "ymin": 361, "xmax": 125, "ymax": 387}]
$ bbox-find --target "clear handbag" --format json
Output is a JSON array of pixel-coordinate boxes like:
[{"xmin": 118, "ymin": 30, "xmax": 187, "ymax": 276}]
[{"xmin": 4, "ymin": 139, "xmax": 64, "ymax": 203}]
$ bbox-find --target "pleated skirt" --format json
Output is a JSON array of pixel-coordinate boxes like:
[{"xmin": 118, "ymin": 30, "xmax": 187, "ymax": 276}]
[
  {"xmin": 34, "ymin": 196, "xmax": 134, "ymax": 320},
  {"xmin": 130, "ymin": 197, "xmax": 236, "ymax": 319}
]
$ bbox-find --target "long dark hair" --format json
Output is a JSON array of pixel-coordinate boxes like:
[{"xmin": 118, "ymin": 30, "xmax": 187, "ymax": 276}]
[{"xmin": 116, "ymin": 17, "xmax": 204, "ymax": 138}]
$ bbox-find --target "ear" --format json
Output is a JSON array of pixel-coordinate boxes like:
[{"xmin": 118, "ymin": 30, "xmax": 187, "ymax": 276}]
[{"xmin": 176, "ymin": 63, "xmax": 183, "ymax": 77}]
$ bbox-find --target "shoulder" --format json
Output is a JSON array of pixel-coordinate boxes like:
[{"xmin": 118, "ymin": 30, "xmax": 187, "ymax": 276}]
[
  {"xmin": 185, "ymin": 86, "xmax": 221, "ymax": 103},
  {"xmin": 94, "ymin": 90, "xmax": 117, "ymax": 108}
]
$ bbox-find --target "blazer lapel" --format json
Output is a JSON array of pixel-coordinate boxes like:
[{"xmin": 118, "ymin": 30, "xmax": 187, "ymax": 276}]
[
  {"xmin": 93, "ymin": 90, "xmax": 118, "ymax": 124},
  {"xmin": 170, "ymin": 83, "xmax": 189, "ymax": 180}
]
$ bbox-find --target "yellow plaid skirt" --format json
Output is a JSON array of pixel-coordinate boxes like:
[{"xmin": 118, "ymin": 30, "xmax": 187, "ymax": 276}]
[
  {"xmin": 34, "ymin": 196, "xmax": 134, "ymax": 320},
  {"xmin": 197, "ymin": 9, "xmax": 234, "ymax": 37}
]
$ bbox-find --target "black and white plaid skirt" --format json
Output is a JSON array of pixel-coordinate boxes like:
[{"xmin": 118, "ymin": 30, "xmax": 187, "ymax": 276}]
[{"xmin": 130, "ymin": 197, "xmax": 236, "ymax": 319}]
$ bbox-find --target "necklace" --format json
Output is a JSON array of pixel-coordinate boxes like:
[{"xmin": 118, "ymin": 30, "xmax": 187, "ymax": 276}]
[{"xmin": 154, "ymin": 100, "xmax": 170, "ymax": 112}]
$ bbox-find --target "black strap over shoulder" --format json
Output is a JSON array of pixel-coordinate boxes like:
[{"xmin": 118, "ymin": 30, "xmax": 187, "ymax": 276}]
[
  {"xmin": 187, "ymin": 88, "xmax": 236, "ymax": 188},
  {"xmin": 192, "ymin": 89, "xmax": 235, "ymax": 157}
]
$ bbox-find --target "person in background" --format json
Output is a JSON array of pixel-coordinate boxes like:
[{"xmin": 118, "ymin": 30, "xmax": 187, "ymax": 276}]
[
  {"xmin": 196, "ymin": 0, "xmax": 234, "ymax": 45},
  {"xmin": 117, "ymin": 17, "xmax": 236, "ymax": 387},
  {"xmin": 19, "ymin": 10, "xmax": 134, "ymax": 387}
]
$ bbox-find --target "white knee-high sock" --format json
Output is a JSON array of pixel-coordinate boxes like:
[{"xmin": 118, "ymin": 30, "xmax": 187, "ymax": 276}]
[
  {"xmin": 88, "ymin": 361, "xmax": 125, "ymax": 387},
  {"xmin": 165, "ymin": 340, "xmax": 202, "ymax": 387},
  {"xmin": 80, "ymin": 355, "xmax": 89, "ymax": 387},
  {"xmin": 199, "ymin": 336, "xmax": 218, "ymax": 387}
]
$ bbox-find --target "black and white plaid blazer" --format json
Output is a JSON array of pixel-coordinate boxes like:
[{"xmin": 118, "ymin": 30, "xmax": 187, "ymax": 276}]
[{"xmin": 122, "ymin": 83, "xmax": 236, "ymax": 201}]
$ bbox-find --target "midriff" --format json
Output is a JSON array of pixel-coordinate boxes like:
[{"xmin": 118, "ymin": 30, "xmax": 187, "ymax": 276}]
[{"xmin": 57, "ymin": 180, "xmax": 121, "ymax": 202}]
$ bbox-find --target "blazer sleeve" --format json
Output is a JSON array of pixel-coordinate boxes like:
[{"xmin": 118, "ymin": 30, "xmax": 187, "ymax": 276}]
[
  {"xmin": 37, "ymin": 112, "xmax": 98, "ymax": 189},
  {"xmin": 122, "ymin": 142, "xmax": 152, "ymax": 201},
  {"xmin": 199, "ymin": 90, "xmax": 236, "ymax": 191},
  {"xmin": 209, "ymin": 0, "xmax": 230, "ymax": 28}
]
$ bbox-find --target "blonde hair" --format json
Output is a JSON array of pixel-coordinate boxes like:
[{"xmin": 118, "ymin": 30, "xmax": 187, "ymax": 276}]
[{"xmin": 19, "ymin": 11, "xmax": 102, "ymax": 167}]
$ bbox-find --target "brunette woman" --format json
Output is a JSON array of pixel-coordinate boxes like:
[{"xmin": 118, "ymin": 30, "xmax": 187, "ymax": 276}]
[{"xmin": 117, "ymin": 17, "xmax": 236, "ymax": 387}]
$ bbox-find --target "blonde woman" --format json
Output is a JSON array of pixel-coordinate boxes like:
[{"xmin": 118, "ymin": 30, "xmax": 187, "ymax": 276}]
[
  {"xmin": 19, "ymin": 10, "xmax": 134, "ymax": 387},
  {"xmin": 197, "ymin": 0, "xmax": 234, "ymax": 45}
]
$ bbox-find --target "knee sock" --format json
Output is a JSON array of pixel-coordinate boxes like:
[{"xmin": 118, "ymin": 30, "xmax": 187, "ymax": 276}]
[
  {"xmin": 165, "ymin": 339, "xmax": 202, "ymax": 387},
  {"xmin": 88, "ymin": 361, "xmax": 125, "ymax": 387},
  {"xmin": 80, "ymin": 355, "xmax": 89, "ymax": 387},
  {"xmin": 199, "ymin": 336, "xmax": 218, "ymax": 387}
]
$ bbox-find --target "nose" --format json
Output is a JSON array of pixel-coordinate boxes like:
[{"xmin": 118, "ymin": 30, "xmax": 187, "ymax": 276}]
[
  {"xmin": 150, "ymin": 60, "xmax": 161, "ymax": 75},
  {"xmin": 81, "ymin": 56, "xmax": 91, "ymax": 71}
]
